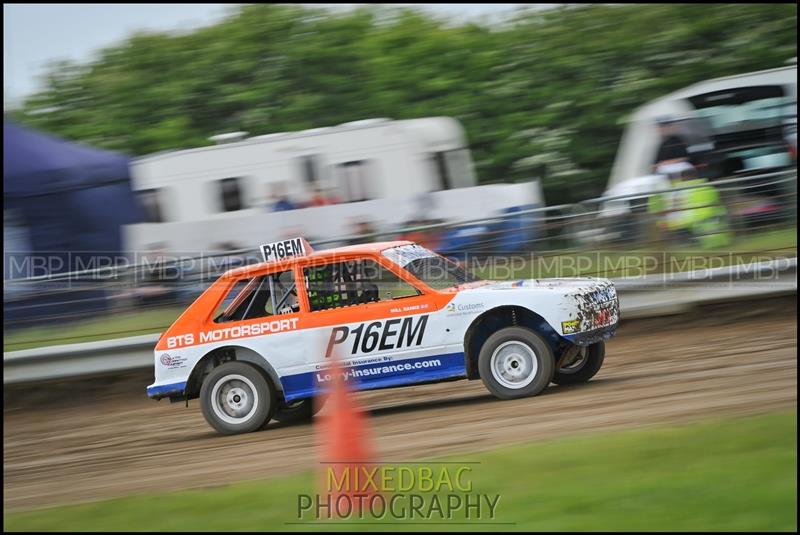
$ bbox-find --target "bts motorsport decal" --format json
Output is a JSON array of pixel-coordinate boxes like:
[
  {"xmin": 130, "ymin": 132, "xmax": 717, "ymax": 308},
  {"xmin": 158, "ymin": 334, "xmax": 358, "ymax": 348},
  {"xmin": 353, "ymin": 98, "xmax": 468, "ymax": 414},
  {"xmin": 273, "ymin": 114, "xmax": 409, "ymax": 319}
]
[{"xmin": 165, "ymin": 317, "xmax": 300, "ymax": 349}]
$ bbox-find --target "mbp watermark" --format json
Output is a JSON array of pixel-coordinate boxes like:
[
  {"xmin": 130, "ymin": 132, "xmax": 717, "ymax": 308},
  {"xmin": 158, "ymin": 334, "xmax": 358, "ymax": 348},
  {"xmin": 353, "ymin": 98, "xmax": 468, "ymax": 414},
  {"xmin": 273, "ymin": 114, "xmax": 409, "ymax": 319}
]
[{"xmin": 295, "ymin": 462, "xmax": 503, "ymax": 523}]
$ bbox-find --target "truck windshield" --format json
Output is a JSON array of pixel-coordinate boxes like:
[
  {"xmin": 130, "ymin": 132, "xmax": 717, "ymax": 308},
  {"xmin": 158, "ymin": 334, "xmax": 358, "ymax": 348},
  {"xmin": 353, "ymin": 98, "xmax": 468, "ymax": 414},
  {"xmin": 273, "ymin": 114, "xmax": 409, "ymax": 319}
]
[{"xmin": 382, "ymin": 244, "xmax": 481, "ymax": 290}]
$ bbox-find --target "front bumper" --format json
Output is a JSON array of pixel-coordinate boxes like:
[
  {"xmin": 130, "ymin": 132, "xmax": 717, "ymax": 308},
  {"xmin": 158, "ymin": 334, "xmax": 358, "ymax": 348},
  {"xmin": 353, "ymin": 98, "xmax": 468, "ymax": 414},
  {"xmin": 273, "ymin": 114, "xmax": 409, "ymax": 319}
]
[
  {"xmin": 562, "ymin": 322, "xmax": 618, "ymax": 346},
  {"xmin": 561, "ymin": 285, "xmax": 620, "ymax": 345}
]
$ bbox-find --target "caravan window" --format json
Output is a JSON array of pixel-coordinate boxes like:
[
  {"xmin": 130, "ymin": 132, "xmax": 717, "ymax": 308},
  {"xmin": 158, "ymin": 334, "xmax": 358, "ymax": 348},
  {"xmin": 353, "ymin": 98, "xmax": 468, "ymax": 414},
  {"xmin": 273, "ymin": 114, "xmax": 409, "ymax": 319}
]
[
  {"xmin": 299, "ymin": 155, "xmax": 320, "ymax": 188},
  {"xmin": 431, "ymin": 149, "xmax": 472, "ymax": 190},
  {"xmin": 137, "ymin": 188, "xmax": 165, "ymax": 223},
  {"xmin": 444, "ymin": 149, "xmax": 473, "ymax": 189},
  {"xmin": 336, "ymin": 161, "xmax": 374, "ymax": 202},
  {"xmin": 218, "ymin": 177, "xmax": 245, "ymax": 212},
  {"xmin": 432, "ymin": 152, "xmax": 451, "ymax": 190}
]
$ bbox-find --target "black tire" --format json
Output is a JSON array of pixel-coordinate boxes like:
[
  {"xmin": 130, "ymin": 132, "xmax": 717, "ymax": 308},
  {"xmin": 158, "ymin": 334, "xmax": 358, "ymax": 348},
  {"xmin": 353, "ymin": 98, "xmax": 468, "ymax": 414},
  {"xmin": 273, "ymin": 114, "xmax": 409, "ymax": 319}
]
[
  {"xmin": 272, "ymin": 396, "xmax": 327, "ymax": 423},
  {"xmin": 552, "ymin": 342, "xmax": 605, "ymax": 385},
  {"xmin": 478, "ymin": 326, "xmax": 555, "ymax": 400},
  {"xmin": 200, "ymin": 361, "xmax": 276, "ymax": 435}
]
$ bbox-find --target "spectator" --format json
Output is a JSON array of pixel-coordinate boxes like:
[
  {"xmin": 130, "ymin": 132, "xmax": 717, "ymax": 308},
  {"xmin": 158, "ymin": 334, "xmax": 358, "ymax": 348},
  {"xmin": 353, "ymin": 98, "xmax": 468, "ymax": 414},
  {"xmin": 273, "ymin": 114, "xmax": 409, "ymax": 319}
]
[
  {"xmin": 266, "ymin": 183, "xmax": 296, "ymax": 212},
  {"xmin": 305, "ymin": 186, "xmax": 340, "ymax": 208},
  {"xmin": 649, "ymin": 162, "xmax": 731, "ymax": 248},
  {"xmin": 349, "ymin": 219, "xmax": 377, "ymax": 245},
  {"xmin": 653, "ymin": 116, "xmax": 690, "ymax": 170},
  {"xmin": 399, "ymin": 193, "xmax": 445, "ymax": 251}
]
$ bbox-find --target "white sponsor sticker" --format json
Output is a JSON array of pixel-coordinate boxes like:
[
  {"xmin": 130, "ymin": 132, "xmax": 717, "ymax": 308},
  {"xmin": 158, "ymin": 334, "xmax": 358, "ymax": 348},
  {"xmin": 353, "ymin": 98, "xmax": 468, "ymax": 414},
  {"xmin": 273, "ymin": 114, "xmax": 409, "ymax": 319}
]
[{"xmin": 382, "ymin": 244, "xmax": 439, "ymax": 267}]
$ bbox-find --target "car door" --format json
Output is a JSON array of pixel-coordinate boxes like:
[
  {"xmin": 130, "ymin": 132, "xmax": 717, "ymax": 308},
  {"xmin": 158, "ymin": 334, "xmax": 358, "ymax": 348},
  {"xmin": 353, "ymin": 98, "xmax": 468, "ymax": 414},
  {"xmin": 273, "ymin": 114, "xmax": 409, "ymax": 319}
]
[
  {"xmin": 209, "ymin": 267, "xmax": 308, "ymax": 389},
  {"xmin": 297, "ymin": 255, "xmax": 449, "ymax": 392}
]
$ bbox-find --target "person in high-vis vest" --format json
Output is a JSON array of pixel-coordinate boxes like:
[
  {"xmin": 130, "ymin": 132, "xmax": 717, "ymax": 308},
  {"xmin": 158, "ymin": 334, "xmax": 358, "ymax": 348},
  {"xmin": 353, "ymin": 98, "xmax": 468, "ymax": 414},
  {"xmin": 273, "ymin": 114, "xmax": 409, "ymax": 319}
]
[{"xmin": 649, "ymin": 162, "xmax": 732, "ymax": 249}]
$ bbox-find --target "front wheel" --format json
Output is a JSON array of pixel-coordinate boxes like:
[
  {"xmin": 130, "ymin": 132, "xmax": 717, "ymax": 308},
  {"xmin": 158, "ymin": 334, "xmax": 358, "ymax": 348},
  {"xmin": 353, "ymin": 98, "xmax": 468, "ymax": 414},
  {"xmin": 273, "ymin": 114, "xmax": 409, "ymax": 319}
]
[
  {"xmin": 552, "ymin": 342, "xmax": 605, "ymax": 385},
  {"xmin": 200, "ymin": 361, "xmax": 276, "ymax": 435},
  {"xmin": 478, "ymin": 326, "xmax": 555, "ymax": 400}
]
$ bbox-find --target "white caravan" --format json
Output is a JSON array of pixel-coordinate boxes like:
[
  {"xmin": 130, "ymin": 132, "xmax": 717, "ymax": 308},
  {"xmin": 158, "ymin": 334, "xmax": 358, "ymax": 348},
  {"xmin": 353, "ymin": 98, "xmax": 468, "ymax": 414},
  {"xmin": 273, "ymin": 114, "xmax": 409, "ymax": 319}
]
[{"xmin": 125, "ymin": 117, "xmax": 544, "ymax": 252}]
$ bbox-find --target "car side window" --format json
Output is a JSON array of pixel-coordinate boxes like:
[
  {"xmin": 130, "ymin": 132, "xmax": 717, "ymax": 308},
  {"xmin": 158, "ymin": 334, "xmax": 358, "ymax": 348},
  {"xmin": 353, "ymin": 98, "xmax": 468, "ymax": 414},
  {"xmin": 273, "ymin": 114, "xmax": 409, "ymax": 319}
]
[
  {"xmin": 304, "ymin": 259, "xmax": 420, "ymax": 312},
  {"xmin": 268, "ymin": 269, "xmax": 300, "ymax": 315},
  {"xmin": 215, "ymin": 270, "xmax": 299, "ymax": 322}
]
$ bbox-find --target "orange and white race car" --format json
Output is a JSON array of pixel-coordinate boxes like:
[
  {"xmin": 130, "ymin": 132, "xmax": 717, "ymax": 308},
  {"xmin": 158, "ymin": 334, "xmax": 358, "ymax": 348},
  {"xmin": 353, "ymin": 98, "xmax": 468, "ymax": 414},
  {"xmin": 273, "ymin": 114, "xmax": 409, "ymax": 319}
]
[{"xmin": 147, "ymin": 238, "xmax": 619, "ymax": 434}]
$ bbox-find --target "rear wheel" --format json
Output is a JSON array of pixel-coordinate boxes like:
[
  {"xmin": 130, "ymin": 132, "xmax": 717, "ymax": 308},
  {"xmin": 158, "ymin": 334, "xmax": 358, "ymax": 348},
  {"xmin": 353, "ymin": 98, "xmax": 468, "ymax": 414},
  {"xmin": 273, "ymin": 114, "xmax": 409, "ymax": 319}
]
[
  {"xmin": 272, "ymin": 396, "xmax": 327, "ymax": 423},
  {"xmin": 552, "ymin": 342, "xmax": 605, "ymax": 385},
  {"xmin": 200, "ymin": 362, "xmax": 275, "ymax": 435},
  {"xmin": 478, "ymin": 326, "xmax": 555, "ymax": 400}
]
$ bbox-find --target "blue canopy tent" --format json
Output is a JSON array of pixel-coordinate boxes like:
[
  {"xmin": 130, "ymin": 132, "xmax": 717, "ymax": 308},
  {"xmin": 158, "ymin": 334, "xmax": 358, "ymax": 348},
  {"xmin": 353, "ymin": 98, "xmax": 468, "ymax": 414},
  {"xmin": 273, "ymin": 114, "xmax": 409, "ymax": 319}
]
[{"xmin": 4, "ymin": 121, "xmax": 142, "ymax": 326}]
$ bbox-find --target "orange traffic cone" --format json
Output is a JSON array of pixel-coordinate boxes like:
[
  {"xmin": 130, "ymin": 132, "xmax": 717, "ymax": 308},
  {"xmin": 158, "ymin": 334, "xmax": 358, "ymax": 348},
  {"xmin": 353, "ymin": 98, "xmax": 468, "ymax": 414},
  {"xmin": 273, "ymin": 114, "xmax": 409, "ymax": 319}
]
[{"xmin": 315, "ymin": 355, "xmax": 380, "ymax": 519}]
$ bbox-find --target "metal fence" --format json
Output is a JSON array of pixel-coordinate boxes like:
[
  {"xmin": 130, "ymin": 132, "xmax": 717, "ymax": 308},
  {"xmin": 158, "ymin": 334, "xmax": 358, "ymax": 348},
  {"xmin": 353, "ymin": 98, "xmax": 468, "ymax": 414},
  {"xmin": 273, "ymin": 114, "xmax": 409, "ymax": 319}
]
[{"xmin": 4, "ymin": 169, "xmax": 797, "ymax": 340}]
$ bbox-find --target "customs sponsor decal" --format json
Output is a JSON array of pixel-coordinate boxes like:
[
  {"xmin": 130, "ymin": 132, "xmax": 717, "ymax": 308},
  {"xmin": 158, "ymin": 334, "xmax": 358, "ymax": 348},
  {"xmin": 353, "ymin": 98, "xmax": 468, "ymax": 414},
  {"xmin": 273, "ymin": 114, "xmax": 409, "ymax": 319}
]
[
  {"xmin": 326, "ymin": 315, "xmax": 429, "ymax": 358},
  {"xmin": 445, "ymin": 302, "xmax": 485, "ymax": 316}
]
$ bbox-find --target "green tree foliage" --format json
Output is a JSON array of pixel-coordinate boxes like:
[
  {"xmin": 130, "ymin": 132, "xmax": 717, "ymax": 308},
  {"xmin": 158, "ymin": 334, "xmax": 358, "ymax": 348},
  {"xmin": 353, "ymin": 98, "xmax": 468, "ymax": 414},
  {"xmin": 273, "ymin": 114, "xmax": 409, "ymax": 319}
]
[{"xmin": 10, "ymin": 4, "xmax": 797, "ymax": 204}]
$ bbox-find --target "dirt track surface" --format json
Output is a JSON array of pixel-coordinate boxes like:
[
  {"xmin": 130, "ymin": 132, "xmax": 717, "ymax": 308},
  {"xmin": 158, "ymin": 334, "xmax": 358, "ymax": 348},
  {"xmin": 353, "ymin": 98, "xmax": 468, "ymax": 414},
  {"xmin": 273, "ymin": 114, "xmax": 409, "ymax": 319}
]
[{"xmin": 3, "ymin": 297, "xmax": 797, "ymax": 512}]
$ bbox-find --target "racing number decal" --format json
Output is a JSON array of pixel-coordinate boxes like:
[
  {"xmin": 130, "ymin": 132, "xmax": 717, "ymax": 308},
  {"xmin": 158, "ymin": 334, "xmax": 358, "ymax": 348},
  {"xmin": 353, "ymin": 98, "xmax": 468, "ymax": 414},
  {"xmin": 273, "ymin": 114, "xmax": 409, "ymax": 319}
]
[
  {"xmin": 325, "ymin": 315, "xmax": 429, "ymax": 358},
  {"xmin": 260, "ymin": 237, "xmax": 307, "ymax": 262}
]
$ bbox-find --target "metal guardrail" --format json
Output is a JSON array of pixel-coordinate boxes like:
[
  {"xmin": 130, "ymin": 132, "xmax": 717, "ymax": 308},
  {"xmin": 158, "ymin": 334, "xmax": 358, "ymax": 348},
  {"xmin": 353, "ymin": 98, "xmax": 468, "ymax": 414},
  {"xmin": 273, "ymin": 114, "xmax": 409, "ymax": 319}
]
[
  {"xmin": 3, "ymin": 333, "xmax": 161, "ymax": 385},
  {"xmin": 4, "ymin": 257, "xmax": 796, "ymax": 385}
]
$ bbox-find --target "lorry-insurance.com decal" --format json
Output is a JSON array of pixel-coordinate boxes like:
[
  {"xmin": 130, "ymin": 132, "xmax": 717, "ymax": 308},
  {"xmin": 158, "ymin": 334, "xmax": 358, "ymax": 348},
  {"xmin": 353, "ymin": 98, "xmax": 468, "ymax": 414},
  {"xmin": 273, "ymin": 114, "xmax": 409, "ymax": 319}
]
[{"xmin": 315, "ymin": 357, "xmax": 443, "ymax": 383}]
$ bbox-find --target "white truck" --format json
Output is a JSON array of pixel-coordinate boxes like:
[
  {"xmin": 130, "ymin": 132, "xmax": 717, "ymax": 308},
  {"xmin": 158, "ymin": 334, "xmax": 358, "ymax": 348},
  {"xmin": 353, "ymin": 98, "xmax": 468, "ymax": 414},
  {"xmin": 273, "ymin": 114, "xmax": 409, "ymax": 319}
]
[{"xmin": 608, "ymin": 64, "xmax": 797, "ymax": 191}]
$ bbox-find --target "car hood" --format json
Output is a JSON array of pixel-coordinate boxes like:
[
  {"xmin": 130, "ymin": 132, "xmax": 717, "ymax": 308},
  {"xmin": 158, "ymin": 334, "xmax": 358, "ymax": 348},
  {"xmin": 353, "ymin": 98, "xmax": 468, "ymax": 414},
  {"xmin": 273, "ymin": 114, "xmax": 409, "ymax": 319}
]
[
  {"xmin": 444, "ymin": 277, "xmax": 619, "ymax": 345},
  {"xmin": 447, "ymin": 277, "xmax": 617, "ymax": 309},
  {"xmin": 458, "ymin": 277, "xmax": 613, "ymax": 293}
]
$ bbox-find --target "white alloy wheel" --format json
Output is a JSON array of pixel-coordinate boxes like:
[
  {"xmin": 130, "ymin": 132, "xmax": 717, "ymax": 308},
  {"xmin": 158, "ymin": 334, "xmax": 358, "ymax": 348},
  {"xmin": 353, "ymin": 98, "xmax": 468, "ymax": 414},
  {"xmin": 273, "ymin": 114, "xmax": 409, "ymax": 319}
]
[
  {"xmin": 490, "ymin": 340, "xmax": 539, "ymax": 389},
  {"xmin": 200, "ymin": 361, "xmax": 275, "ymax": 435},
  {"xmin": 478, "ymin": 326, "xmax": 555, "ymax": 400},
  {"xmin": 210, "ymin": 374, "xmax": 260, "ymax": 425}
]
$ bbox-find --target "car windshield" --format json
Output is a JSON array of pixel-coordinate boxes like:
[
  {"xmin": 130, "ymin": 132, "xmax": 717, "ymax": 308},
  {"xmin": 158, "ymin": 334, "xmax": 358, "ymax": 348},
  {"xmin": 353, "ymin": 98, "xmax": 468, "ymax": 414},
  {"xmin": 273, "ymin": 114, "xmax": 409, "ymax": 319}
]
[{"xmin": 382, "ymin": 244, "xmax": 481, "ymax": 290}]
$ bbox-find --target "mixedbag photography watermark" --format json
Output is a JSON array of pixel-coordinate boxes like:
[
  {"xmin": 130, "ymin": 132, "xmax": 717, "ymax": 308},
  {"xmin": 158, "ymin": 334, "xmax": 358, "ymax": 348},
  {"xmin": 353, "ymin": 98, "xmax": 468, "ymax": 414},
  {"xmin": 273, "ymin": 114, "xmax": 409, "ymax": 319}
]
[{"xmin": 295, "ymin": 462, "xmax": 502, "ymax": 522}]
